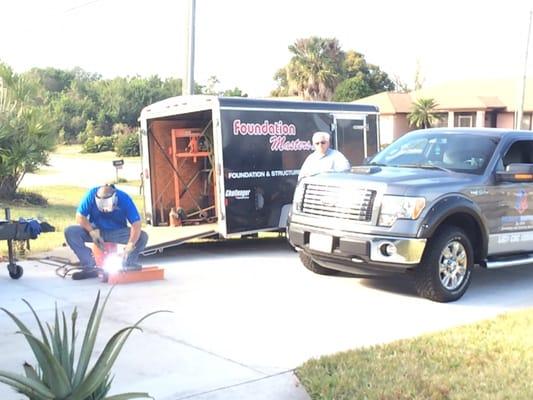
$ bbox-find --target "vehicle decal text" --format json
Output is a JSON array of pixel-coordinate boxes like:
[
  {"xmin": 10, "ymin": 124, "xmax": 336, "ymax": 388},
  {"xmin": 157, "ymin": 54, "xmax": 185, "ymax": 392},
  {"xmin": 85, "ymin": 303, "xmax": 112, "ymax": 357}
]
[{"xmin": 232, "ymin": 119, "xmax": 312, "ymax": 152}]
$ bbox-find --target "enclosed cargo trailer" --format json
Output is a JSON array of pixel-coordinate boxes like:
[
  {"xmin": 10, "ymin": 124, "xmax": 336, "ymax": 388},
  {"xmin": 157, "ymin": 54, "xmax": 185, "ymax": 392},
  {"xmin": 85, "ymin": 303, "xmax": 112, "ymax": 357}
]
[{"xmin": 139, "ymin": 95, "xmax": 379, "ymax": 253}]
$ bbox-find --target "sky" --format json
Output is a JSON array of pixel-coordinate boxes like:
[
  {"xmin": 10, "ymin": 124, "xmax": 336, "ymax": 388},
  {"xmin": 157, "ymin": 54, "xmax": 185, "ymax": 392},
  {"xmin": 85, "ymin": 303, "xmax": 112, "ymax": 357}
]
[{"xmin": 1, "ymin": 0, "xmax": 533, "ymax": 97}]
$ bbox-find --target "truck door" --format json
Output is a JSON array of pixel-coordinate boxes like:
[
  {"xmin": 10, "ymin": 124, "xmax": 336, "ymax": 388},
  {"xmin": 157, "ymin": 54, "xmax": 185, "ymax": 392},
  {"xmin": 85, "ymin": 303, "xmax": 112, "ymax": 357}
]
[
  {"xmin": 333, "ymin": 114, "xmax": 379, "ymax": 166},
  {"xmin": 486, "ymin": 139, "xmax": 533, "ymax": 254}
]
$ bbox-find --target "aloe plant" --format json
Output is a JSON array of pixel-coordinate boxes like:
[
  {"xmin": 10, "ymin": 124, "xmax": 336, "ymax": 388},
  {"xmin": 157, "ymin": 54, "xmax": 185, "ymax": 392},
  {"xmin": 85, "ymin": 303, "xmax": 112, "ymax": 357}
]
[{"xmin": 0, "ymin": 288, "xmax": 167, "ymax": 399}]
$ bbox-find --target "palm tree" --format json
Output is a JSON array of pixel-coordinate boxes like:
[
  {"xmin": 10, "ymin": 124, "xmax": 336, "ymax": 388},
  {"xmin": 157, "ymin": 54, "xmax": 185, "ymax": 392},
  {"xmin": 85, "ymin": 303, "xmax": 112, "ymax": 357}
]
[
  {"xmin": 0, "ymin": 64, "xmax": 56, "ymax": 199},
  {"xmin": 286, "ymin": 37, "xmax": 343, "ymax": 101},
  {"xmin": 408, "ymin": 97, "xmax": 441, "ymax": 129}
]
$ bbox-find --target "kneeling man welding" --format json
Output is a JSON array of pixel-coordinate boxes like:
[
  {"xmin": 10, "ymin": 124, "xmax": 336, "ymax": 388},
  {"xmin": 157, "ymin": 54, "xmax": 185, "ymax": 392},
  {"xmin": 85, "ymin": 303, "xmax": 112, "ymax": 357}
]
[{"xmin": 65, "ymin": 184, "xmax": 148, "ymax": 278}]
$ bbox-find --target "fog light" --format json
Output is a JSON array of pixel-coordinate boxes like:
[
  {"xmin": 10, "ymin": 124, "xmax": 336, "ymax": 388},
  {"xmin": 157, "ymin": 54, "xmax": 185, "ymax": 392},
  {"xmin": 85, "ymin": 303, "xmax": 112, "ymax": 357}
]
[{"xmin": 381, "ymin": 243, "xmax": 397, "ymax": 257}]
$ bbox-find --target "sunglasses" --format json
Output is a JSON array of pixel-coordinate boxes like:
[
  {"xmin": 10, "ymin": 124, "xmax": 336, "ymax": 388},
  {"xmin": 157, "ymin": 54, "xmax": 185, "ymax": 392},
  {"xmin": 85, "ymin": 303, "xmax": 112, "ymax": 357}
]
[{"xmin": 314, "ymin": 141, "xmax": 327, "ymax": 145}]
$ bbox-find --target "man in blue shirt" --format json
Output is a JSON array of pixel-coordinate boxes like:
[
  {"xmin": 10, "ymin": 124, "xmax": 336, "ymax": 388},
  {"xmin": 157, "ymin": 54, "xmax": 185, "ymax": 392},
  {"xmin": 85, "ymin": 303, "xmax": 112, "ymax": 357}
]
[{"xmin": 64, "ymin": 184, "xmax": 148, "ymax": 278}]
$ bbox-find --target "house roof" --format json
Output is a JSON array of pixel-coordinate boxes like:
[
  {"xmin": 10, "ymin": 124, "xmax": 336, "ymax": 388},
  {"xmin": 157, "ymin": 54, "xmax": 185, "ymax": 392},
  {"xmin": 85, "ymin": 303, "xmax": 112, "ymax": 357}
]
[
  {"xmin": 352, "ymin": 92, "xmax": 413, "ymax": 114},
  {"xmin": 353, "ymin": 78, "xmax": 533, "ymax": 114}
]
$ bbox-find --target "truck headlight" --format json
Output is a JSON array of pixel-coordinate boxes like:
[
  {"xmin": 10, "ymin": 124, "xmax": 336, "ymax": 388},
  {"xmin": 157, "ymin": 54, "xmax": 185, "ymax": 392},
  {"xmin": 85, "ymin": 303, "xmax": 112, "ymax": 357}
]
[
  {"xmin": 378, "ymin": 195, "xmax": 426, "ymax": 227},
  {"xmin": 292, "ymin": 182, "xmax": 305, "ymax": 212}
]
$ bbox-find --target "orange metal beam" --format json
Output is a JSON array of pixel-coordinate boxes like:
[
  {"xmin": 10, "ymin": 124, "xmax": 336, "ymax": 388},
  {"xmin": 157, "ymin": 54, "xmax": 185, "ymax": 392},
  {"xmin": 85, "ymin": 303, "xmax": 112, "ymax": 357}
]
[{"xmin": 103, "ymin": 266, "xmax": 165, "ymax": 284}]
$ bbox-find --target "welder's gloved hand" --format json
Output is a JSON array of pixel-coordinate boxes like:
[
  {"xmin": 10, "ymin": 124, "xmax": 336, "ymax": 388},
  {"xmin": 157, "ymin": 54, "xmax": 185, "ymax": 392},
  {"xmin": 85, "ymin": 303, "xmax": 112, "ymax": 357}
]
[
  {"xmin": 123, "ymin": 241, "xmax": 136, "ymax": 263},
  {"xmin": 89, "ymin": 229, "xmax": 105, "ymax": 251}
]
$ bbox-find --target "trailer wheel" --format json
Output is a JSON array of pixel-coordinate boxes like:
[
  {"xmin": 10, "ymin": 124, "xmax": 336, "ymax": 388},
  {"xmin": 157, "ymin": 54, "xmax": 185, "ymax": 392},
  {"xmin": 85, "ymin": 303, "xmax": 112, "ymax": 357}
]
[
  {"xmin": 299, "ymin": 252, "xmax": 336, "ymax": 275},
  {"xmin": 8, "ymin": 264, "xmax": 24, "ymax": 279},
  {"xmin": 413, "ymin": 226, "xmax": 473, "ymax": 302}
]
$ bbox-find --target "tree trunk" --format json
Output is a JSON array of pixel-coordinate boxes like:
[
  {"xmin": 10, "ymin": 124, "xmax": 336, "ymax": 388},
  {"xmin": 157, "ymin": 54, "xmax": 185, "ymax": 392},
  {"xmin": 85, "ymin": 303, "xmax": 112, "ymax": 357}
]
[{"xmin": 0, "ymin": 175, "xmax": 19, "ymax": 200}]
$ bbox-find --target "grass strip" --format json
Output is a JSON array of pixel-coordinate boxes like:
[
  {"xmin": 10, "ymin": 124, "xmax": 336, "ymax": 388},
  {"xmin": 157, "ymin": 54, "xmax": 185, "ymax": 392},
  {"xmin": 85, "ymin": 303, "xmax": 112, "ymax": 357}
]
[{"xmin": 297, "ymin": 308, "xmax": 533, "ymax": 399}]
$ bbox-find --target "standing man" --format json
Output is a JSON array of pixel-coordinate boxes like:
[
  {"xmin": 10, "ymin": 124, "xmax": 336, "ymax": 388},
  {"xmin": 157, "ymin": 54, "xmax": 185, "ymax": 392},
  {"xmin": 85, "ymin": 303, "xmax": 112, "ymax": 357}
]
[
  {"xmin": 298, "ymin": 131, "xmax": 350, "ymax": 181},
  {"xmin": 64, "ymin": 184, "xmax": 148, "ymax": 279}
]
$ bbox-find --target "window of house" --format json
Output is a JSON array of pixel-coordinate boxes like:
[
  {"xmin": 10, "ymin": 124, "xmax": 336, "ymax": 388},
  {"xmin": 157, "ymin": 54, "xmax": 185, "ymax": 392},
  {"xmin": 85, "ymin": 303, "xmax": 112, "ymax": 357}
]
[
  {"xmin": 432, "ymin": 113, "xmax": 448, "ymax": 128},
  {"xmin": 457, "ymin": 115, "xmax": 473, "ymax": 127},
  {"xmin": 484, "ymin": 111, "xmax": 497, "ymax": 128},
  {"xmin": 453, "ymin": 112, "xmax": 476, "ymax": 127}
]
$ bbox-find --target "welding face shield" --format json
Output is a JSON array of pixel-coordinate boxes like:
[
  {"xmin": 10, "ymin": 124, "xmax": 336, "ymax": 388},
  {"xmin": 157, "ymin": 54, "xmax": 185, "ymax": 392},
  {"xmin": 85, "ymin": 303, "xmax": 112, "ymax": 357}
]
[{"xmin": 95, "ymin": 186, "xmax": 117, "ymax": 213}]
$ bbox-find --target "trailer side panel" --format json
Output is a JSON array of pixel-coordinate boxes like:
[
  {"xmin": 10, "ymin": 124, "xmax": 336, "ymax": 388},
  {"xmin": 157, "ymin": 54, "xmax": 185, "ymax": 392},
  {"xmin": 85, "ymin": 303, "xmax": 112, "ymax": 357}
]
[{"xmin": 221, "ymin": 109, "xmax": 334, "ymax": 234}]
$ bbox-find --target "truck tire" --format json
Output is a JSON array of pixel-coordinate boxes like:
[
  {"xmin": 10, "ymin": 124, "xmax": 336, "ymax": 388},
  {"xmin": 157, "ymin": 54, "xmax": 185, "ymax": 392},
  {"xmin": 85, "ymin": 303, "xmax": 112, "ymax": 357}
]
[
  {"xmin": 299, "ymin": 252, "xmax": 336, "ymax": 275},
  {"xmin": 413, "ymin": 226, "xmax": 473, "ymax": 302}
]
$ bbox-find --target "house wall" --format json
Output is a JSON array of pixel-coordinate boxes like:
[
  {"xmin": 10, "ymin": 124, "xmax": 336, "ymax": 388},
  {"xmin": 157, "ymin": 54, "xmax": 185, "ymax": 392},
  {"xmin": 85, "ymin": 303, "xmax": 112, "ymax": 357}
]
[
  {"xmin": 378, "ymin": 114, "xmax": 411, "ymax": 146},
  {"xmin": 497, "ymin": 112, "xmax": 514, "ymax": 129},
  {"xmin": 393, "ymin": 114, "xmax": 410, "ymax": 140},
  {"xmin": 377, "ymin": 109, "xmax": 519, "ymax": 146},
  {"xmin": 379, "ymin": 115, "xmax": 394, "ymax": 146}
]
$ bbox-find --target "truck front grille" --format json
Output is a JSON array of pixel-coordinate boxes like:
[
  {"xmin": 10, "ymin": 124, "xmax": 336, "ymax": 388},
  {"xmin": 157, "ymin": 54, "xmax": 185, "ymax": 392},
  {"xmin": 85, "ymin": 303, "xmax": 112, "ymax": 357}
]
[{"xmin": 301, "ymin": 184, "xmax": 376, "ymax": 222}]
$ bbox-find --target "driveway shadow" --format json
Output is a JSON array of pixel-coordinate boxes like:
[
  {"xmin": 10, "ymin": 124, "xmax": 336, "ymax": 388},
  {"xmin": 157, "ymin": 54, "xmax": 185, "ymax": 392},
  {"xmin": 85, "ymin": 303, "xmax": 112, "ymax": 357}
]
[
  {"xmin": 356, "ymin": 274, "xmax": 419, "ymax": 298},
  {"xmin": 144, "ymin": 238, "xmax": 533, "ymax": 307},
  {"xmin": 349, "ymin": 265, "xmax": 533, "ymax": 305},
  {"xmin": 142, "ymin": 236, "xmax": 293, "ymax": 263}
]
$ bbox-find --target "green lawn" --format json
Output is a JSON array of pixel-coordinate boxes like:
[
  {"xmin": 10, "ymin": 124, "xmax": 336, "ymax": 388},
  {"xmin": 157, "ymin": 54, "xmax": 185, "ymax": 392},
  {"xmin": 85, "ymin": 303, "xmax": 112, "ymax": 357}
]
[
  {"xmin": 0, "ymin": 185, "xmax": 144, "ymax": 255},
  {"xmin": 54, "ymin": 144, "xmax": 140, "ymax": 162},
  {"xmin": 297, "ymin": 307, "xmax": 533, "ymax": 399}
]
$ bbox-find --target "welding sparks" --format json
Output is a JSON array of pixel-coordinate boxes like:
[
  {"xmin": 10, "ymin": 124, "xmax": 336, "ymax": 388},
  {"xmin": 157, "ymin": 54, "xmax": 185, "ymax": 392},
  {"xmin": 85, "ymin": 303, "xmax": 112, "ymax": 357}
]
[{"xmin": 102, "ymin": 252, "xmax": 124, "ymax": 273}]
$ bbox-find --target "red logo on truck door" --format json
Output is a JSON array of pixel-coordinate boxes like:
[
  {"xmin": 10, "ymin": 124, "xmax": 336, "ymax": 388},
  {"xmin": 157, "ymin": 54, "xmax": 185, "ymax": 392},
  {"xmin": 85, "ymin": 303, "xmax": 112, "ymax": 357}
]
[{"xmin": 515, "ymin": 190, "xmax": 528, "ymax": 214}]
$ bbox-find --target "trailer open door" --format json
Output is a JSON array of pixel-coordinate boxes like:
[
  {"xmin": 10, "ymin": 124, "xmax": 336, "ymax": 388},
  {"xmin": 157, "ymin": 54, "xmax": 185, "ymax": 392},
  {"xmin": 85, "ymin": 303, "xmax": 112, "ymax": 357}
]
[
  {"xmin": 139, "ymin": 118, "xmax": 152, "ymax": 220},
  {"xmin": 139, "ymin": 100, "xmax": 225, "ymax": 255}
]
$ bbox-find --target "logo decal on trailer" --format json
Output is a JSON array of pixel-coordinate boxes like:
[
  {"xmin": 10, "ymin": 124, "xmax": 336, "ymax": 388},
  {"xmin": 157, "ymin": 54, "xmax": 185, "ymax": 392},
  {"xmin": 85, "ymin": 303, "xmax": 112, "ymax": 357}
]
[
  {"xmin": 233, "ymin": 120, "xmax": 296, "ymax": 136},
  {"xmin": 225, "ymin": 189, "xmax": 251, "ymax": 200},
  {"xmin": 232, "ymin": 119, "xmax": 313, "ymax": 152}
]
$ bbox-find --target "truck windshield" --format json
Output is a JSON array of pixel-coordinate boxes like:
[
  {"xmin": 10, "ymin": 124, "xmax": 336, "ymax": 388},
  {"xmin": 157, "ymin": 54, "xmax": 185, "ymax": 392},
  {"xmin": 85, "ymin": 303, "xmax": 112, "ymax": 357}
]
[{"xmin": 369, "ymin": 132, "xmax": 500, "ymax": 175}]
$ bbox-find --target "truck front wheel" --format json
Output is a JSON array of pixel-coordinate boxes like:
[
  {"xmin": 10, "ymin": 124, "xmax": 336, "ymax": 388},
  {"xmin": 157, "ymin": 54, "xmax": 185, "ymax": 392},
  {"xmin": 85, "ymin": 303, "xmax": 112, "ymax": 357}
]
[
  {"xmin": 413, "ymin": 226, "xmax": 473, "ymax": 302},
  {"xmin": 299, "ymin": 252, "xmax": 336, "ymax": 275}
]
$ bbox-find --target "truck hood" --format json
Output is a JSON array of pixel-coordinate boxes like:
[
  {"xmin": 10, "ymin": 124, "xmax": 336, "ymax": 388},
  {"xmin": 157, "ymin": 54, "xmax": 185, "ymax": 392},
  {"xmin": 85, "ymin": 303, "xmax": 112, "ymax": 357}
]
[{"xmin": 305, "ymin": 166, "xmax": 475, "ymax": 195}]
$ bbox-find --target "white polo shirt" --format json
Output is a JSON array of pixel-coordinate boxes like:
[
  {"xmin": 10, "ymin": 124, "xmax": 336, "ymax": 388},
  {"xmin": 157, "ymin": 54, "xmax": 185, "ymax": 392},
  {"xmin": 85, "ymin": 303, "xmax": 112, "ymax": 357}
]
[{"xmin": 298, "ymin": 148, "xmax": 350, "ymax": 181}]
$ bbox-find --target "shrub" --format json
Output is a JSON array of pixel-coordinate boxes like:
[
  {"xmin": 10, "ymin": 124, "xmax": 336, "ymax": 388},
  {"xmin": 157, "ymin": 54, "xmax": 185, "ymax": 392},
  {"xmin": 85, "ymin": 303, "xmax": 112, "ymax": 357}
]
[
  {"xmin": 77, "ymin": 131, "xmax": 88, "ymax": 145},
  {"xmin": 115, "ymin": 131, "xmax": 140, "ymax": 157},
  {"xmin": 112, "ymin": 123, "xmax": 133, "ymax": 136},
  {"xmin": 77, "ymin": 120, "xmax": 96, "ymax": 145},
  {"xmin": 82, "ymin": 135, "xmax": 115, "ymax": 153}
]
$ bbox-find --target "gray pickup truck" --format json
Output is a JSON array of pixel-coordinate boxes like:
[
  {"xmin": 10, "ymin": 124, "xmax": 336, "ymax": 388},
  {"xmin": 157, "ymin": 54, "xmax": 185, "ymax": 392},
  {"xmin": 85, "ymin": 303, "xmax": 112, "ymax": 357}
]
[{"xmin": 287, "ymin": 128, "xmax": 533, "ymax": 302}]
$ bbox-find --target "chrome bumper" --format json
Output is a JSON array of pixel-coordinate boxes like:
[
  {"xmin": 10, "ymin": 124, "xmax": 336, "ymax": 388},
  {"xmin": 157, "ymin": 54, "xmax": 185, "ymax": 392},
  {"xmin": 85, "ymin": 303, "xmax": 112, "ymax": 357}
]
[{"xmin": 288, "ymin": 222, "xmax": 426, "ymax": 266}]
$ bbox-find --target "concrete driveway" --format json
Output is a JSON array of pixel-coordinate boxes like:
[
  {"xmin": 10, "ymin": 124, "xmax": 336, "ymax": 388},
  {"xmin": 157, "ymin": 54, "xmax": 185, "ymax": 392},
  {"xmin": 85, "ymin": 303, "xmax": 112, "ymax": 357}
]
[{"xmin": 1, "ymin": 238, "xmax": 533, "ymax": 399}]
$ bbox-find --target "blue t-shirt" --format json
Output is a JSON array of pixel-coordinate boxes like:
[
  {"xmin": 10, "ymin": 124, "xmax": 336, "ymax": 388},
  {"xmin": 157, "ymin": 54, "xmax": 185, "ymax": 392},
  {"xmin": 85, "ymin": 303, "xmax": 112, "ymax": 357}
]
[{"xmin": 77, "ymin": 187, "xmax": 141, "ymax": 231}]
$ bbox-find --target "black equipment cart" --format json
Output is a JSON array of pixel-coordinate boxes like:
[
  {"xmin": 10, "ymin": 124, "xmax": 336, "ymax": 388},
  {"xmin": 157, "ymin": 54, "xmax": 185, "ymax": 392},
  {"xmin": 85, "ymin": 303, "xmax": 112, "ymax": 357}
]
[{"xmin": 0, "ymin": 208, "xmax": 32, "ymax": 279}]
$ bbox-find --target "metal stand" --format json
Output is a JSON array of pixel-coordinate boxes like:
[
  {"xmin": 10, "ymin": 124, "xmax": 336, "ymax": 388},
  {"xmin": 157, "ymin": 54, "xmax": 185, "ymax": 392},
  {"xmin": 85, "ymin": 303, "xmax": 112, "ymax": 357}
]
[{"xmin": 2, "ymin": 208, "xmax": 24, "ymax": 279}]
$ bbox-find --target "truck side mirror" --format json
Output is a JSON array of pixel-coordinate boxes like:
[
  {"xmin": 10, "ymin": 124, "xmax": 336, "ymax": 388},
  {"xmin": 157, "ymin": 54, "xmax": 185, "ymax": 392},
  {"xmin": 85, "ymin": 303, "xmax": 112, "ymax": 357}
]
[{"xmin": 496, "ymin": 163, "xmax": 533, "ymax": 182}]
